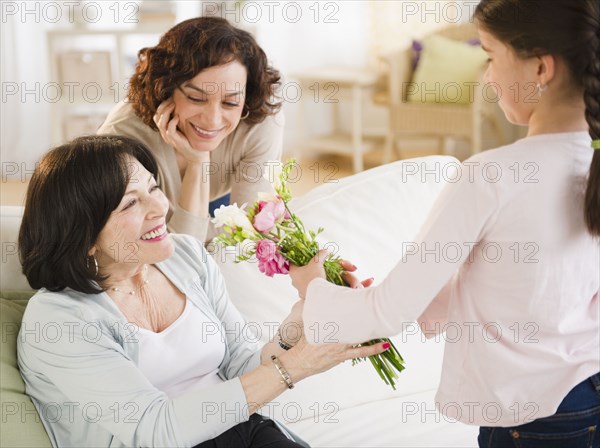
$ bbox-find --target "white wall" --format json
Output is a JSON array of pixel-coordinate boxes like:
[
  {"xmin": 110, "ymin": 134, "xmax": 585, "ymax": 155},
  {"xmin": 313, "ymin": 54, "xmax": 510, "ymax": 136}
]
[{"xmin": 253, "ymin": 1, "xmax": 372, "ymax": 149}]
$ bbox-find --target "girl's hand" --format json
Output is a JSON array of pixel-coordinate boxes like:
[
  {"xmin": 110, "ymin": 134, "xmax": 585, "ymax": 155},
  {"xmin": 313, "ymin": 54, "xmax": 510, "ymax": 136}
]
[
  {"xmin": 153, "ymin": 99, "xmax": 209, "ymax": 164},
  {"xmin": 339, "ymin": 259, "xmax": 374, "ymax": 289},
  {"xmin": 289, "ymin": 250, "xmax": 374, "ymax": 298}
]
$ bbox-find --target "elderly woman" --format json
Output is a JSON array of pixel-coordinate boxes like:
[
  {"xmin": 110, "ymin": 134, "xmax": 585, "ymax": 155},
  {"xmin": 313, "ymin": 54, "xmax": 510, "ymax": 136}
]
[
  {"xmin": 17, "ymin": 135, "xmax": 387, "ymax": 447},
  {"xmin": 98, "ymin": 17, "xmax": 284, "ymax": 243}
]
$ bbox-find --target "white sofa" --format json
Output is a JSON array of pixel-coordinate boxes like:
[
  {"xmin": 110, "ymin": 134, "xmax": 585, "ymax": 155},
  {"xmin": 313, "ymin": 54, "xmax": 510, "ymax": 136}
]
[{"xmin": 0, "ymin": 156, "xmax": 478, "ymax": 447}]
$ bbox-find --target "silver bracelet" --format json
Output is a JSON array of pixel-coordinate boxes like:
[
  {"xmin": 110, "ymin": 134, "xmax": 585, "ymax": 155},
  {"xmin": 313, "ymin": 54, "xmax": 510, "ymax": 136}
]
[
  {"xmin": 271, "ymin": 355, "xmax": 294, "ymax": 389},
  {"xmin": 276, "ymin": 328, "xmax": 293, "ymax": 351}
]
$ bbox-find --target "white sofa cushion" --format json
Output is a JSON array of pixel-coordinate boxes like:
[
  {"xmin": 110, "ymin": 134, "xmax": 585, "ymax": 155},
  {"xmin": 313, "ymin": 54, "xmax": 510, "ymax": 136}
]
[{"xmin": 212, "ymin": 156, "xmax": 476, "ymax": 444}]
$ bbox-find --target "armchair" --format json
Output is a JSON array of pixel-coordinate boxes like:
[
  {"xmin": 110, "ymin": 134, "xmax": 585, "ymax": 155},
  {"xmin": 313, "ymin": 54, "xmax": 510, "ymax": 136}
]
[{"xmin": 376, "ymin": 23, "xmax": 506, "ymax": 161}]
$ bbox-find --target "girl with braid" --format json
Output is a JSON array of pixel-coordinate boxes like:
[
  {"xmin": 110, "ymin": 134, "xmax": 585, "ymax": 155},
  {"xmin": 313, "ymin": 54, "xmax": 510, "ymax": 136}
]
[{"xmin": 290, "ymin": 0, "xmax": 600, "ymax": 446}]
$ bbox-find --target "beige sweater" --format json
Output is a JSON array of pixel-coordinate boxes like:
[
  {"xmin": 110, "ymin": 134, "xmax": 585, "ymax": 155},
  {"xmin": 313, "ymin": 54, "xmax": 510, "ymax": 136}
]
[{"xmin": 98, "ymin": 101, "xmax": 284, "ymax": 242}]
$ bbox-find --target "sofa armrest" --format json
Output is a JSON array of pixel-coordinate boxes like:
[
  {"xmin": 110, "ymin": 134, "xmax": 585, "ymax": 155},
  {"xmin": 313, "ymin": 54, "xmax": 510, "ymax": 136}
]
[
  {"xmin": 1, "ymin": 298, "xmax": 52, "ymax": 448},
  {"xmin": 1, "ymin": 206, "xmax": 33, "ymax": 292}
]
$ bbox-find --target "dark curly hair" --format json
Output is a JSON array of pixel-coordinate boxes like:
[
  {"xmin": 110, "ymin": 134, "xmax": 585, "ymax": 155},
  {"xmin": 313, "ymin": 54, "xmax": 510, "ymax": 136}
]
[
  {"xmin": 475, "ymin": 0, "xmax": 600, "ymax": 237},
  {"xmin": 128, "ymin": 17, "xmax": 282, "ymax": 128},
  {"xmin": 19, "ymin": 135, "xmax": 159, "ymax": 294}
]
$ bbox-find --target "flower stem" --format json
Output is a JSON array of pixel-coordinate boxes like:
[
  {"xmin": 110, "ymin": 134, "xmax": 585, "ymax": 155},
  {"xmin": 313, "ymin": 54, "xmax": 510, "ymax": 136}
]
[{"xmin": 321, "ymin": 258, "xmax": 406, "ymax": 389}]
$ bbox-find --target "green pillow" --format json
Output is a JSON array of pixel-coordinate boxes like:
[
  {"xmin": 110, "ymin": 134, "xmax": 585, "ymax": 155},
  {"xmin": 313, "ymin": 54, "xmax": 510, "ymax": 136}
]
[
  {"xmin": 0, "ymin": 297, "xmax": 52, "ymax": 447},
  {"xmin": 407, "ymin": 35, "xmax": 488, "ymax": 105}
]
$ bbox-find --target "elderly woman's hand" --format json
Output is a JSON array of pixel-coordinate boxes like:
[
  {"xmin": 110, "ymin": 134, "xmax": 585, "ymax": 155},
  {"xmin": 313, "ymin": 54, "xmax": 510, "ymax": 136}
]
[
  {"xmin": 277, "ymin": 301, "xmax": 304, "ymax": 348},
  {"xmin": 153, "ymin": 99, "xmax": 209, "ymax": 164},
  {"xmin": 289, "ymin": 250, "xmax": 327, "ymax": 298},
  {"xmin": 279, "ymin": 335, "xmax": 390, "ymax": 382}
]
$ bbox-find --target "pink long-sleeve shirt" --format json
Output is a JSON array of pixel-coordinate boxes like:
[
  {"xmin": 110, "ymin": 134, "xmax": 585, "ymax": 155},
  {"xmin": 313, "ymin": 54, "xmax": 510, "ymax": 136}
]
[{"xmin": 304, "ymin": 131, "xmax": 600, "ymax": 427}]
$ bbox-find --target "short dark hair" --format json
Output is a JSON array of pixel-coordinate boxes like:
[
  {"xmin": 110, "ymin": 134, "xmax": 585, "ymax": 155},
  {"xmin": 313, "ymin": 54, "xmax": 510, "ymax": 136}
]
[
  {"xmin": 19, "ymin": 135, "xmax": 159, "ymax": 294},
  {"xmin": 475, "ymin": 0, "xmax": 600, "ymax": 236},
  {"xmin": 128, "ymin": 16, "xmax": 282, "ymax": 128}
]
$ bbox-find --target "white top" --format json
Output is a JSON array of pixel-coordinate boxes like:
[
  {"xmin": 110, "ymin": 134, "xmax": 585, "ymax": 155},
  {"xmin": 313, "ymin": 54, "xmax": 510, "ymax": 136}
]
[
  {"xmin": 18, "ymin": 235, "xmax": 269, "ymax": 447},
  {"xmin": 304, "ymin": 132, "xmax": 600, "ymax": 426},
  {"xmin": 137, "ymin": 298, "xmax": 226, "ymax": 399}
]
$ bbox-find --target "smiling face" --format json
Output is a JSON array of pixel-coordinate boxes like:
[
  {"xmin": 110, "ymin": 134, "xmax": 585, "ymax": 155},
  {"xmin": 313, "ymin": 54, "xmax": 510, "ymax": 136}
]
[
  {"xmin": 91, "ymin": 158, "xmax": 173, "ymax": 279},
  {"xmin": 478, "ymin": 28, "xmax": 541, "ymax": 126},
  {"xmin": 172, "ymin": 60, "xmax": 248, "ymax": 152}
]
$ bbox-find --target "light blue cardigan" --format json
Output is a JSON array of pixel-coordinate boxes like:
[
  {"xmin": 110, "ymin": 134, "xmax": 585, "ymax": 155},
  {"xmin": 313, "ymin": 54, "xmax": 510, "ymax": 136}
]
[{"xmin": 17, "ymin": 234, "xmax": 304, "ymax": 447}]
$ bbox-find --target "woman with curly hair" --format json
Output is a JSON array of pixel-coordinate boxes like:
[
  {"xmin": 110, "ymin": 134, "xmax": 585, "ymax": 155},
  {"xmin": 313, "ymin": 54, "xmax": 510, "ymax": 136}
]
[{"xmin": 99, "ymin": 17, "xmax": 283, "ymax": 243}]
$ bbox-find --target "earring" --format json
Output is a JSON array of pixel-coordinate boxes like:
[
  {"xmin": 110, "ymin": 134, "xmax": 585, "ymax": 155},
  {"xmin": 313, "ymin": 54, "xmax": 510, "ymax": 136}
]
[
  {"xmin": 86, "ymin": 255, "xmax": 98, "ymax": 278},
  {"xmin": 537, "ymin": 83, "xmax": 548, "ymax": 97},
  {"xmin": 240, "ymin": 109, "xmax": 250, "ymax": 120}
]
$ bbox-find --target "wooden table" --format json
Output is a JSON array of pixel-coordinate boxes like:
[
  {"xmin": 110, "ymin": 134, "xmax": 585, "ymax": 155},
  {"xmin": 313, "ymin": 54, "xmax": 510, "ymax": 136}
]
[{"xmin": 292, "ymin": 67, "xmax": 380, "ymax": 172}]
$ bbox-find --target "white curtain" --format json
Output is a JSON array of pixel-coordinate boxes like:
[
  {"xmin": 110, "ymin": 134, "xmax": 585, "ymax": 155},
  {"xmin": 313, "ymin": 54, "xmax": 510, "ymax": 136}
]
[
  {"xmin": 1, "ymin": 9, "xmax": 51, "ymax": 176},
  {"xmin": 1, "ymin": 17, "xmax": 19, "ymax": 155}
]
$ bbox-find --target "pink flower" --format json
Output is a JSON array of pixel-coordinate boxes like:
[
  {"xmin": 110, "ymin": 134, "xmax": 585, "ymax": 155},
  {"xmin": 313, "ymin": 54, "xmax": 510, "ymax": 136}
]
[
  {"xmin": 255, "ymin": 239, "xmax": 277, "ymax": 260},
  {"xmin": 255, "ymin": 239, "xmax": 290, "ymax": 277},
  {"xmin": 253, "ymin": 199, "xmax": 286, "ymax": 233}
]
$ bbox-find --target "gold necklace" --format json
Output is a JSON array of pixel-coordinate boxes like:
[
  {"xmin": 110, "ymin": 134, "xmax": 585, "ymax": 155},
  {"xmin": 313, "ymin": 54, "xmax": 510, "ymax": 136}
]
[{"xmin": 109, "ymin": 265, "xmax": 149, "ymax": 296}]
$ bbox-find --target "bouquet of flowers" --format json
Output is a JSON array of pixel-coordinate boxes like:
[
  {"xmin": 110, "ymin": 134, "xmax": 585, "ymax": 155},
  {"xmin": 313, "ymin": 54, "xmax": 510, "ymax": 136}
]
[{"xmin": 212, "ymin": 160, "xmax": 405, "ymax": 389}]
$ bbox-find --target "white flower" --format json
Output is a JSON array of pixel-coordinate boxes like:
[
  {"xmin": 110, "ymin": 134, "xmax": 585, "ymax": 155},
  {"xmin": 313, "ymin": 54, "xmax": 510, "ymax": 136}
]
[
  {"xmin": 211, "ymin": 203, "xmax": 254, "ymax": 232},
  {"xmin": 239, "ymin": 238, "xmax": 257, "ymax": 256}
]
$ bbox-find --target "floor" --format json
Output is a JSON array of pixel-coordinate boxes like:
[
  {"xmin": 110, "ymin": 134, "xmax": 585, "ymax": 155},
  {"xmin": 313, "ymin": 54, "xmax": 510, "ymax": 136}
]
[
  {"xmin": 0, "ymin": 146, "xmax": 446, "ymax": 207},
  {"xmin": 286, "ymin": 146, "xmax": 445, "ymax": 197}
]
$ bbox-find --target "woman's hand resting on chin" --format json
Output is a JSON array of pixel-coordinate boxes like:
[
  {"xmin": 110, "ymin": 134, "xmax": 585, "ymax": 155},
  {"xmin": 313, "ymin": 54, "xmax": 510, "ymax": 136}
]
[{"xmin": 153, "ymin": 99, "xmax": 210, "ymax": 165}]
